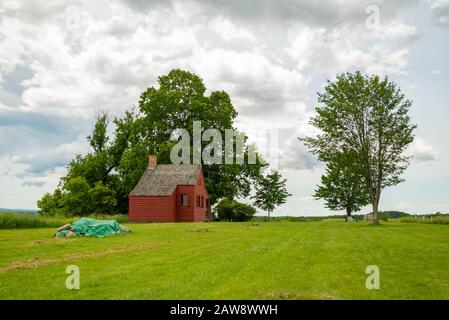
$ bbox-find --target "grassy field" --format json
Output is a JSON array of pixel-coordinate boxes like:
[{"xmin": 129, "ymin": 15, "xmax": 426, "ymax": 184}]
[
  {"xmin": 0, "ymin": 212, "xmax": 128, "ymax": 229},
  {"xmin": 0, "ymin": 220, "xmax": 448, "ymax": 300}
]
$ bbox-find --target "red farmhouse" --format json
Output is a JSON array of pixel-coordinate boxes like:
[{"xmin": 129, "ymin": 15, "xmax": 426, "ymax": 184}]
[{"xmin": 128, "ymin": 155, "xmax": 210, "ymax": 222}]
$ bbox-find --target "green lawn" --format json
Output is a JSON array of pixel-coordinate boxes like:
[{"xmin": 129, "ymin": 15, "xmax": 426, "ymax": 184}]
[{"xmin": 0, "ymin": 220, "xmax": 448, "ymax": 299}]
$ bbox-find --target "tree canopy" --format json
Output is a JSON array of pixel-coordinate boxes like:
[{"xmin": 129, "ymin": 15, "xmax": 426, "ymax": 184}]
[
  {"xmin": 38, "ymin": 69, "xmax": 268, "ymax": 216},
  {"xmin": 251, "ymin": 170, "xmax": 291, "ymax": 221},
  {"xmin": 314, "ymin": 155, "xmax": 370, "ymax": 218},
  {"xmin": 303, "ymin": 72, "xmax": 416, "ymax": 223}
]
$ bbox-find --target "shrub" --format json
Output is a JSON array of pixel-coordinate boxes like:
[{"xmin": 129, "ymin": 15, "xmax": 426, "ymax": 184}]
[{"xmin": 216, "ymin": 199, "xmax": 256, "ymax": 222}]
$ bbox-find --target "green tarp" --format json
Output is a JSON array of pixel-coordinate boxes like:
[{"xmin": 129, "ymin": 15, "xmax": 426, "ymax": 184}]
[{"xmin": 56, "ymin": 218, "xmax": 130, "ymax": 238}]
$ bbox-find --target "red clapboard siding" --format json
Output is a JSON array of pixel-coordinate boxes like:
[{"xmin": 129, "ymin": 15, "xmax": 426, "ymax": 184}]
[
  {"xmin": 193, "ymin": 170, "xmax": 209, "ymax": 221},
  {"xmin": 176, "ymin": 185, "xmax": 195, "ymax": 221},
  {"xmin": 129, "ymin": 194, "xmax": 176, "ymax": 222}
]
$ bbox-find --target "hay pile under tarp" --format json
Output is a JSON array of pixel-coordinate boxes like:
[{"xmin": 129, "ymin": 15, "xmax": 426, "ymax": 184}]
[{"xmin": 56, "ymin": 217, "xmax": 130, "ymax": 238}]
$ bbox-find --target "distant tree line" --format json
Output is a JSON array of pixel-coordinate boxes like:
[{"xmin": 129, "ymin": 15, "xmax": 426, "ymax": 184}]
[{"xmin": 251, "ymin": 211, "xmax": 412, "ymax": 222}]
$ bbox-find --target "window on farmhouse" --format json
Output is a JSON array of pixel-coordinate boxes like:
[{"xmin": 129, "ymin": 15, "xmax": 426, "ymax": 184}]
[
  {"xmin": 196, "ymin": 195, "xmax": 200, "ymax": 207},
  {"xmin": 182, "ymin": 194, "xmax": 188, "ymax": 206}
]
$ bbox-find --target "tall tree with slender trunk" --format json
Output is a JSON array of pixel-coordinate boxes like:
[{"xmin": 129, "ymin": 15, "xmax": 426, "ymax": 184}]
[
  {"xmin": 252, "ymin": 171, "xmax": 291, "ymax": 221},
  {"xmin": 302, "ymin": 72, "xmax": 416, "ymax": 224}
]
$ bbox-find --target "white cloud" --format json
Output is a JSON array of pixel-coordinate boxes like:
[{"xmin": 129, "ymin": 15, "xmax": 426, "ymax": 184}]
[
  {"xmin": 194, "ymin": 48, "xmax": 308, "ymax": 118},
  {"xmin": 278, "ymin": 114, "xmax": 321, "ymax": 171},
  {"xmin": 372, "ymin": 19, "xmax": 418, "ymax": 41},
  {"xmin": 394, "ymin": 202, "xmax": 412, "ymax": 211},
  {"xmin": 207, "ymin": 17, "xmax": 256, "ymax": 44},
  {"xmin": 408, "ymin": 138, "xmax": 440, "ymax": 162},
  {"xmin": 0, "ymin": 155, "xmax": 67, "ymax": 208},
  {"xmin": 286, "ymin": 22, "xmax": 413, "ymax": 76},
  {"xmin": 12, "ymin": 137, "xmax": 89, "ymax": 176},
  {"xmin": 0, "ymin": 0, "xmax": 421, "ymax": 119},
  {"xmin": 428, "ymin": 0, "xmax": 449, "ymax": 27}
]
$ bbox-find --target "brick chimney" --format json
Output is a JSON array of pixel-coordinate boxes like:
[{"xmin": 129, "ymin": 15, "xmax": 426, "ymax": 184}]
[{"xmin": 148, "ymin": 155, "xmax": 157, "ymax": 169}]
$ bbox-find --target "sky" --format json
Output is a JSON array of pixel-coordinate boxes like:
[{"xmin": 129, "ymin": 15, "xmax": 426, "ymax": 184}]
[{"xmin": 0, "ymin": 0, "xmax": 448, "ymax": 215}]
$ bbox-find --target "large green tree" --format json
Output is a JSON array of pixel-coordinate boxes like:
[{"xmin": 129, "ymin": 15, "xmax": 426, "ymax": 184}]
[
  {"xmin": 38, "ymin": 110, "xmax": 119, "ymax": 216},
  {"xmin": 303, "ymin": 72, "xmax": 416, "ymax": 223},
  {"xmin": 122, "ymin": 69, "xmax": 266, "ymax": 205},
  {"xmin": 38, "ymin": 69, "xmax": 266, "ymax": 216}
]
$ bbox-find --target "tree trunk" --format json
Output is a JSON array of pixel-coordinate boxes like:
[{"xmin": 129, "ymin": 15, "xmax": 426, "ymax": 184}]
[
  {"xmin": 267, "ymin": 211, "xmax": 271, "ymax": 222},
  {"xmin": 369, "ymin": 186, "xmax": 380, "ymax": 224},
  {"xmin": 346, "ymin": 208, "xmax": 352, "ymax": 222},
  {"xmin": 372, "ymin": 199, "xmax": 380, "ymax": 224}
]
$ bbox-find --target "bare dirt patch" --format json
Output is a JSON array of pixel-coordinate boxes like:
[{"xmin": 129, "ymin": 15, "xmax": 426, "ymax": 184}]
[
  {"xmin": 185, "ymin": 227, "xmax": 212, "ymax": 233},
  {"xmin": 263, "ymin": 291, "xmax": 339, "ymax": 300},
  {"xmin": 0, "ymin": 242, "xmax": 157, "ymax": 273},
  {"xmin": 23, "ymin": 240, "xmax": 49, "ymax": 247}
]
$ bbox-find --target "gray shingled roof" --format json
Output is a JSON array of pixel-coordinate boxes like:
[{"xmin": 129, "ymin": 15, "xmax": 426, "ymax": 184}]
[{"xmin": 129, "ymin": 164, "xmax": 202, "ymax": 196}]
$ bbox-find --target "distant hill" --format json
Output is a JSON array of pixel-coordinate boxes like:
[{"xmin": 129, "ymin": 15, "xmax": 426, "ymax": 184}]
[
  {"xmin": 0, "ymin": 208, "xmax": 37, "ymax": 214},
  {"xmin": 373, "ymin": 211, "xmax": 411, "ymax": 219}
]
